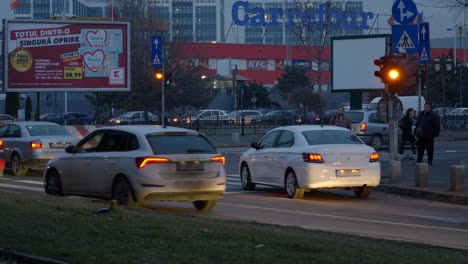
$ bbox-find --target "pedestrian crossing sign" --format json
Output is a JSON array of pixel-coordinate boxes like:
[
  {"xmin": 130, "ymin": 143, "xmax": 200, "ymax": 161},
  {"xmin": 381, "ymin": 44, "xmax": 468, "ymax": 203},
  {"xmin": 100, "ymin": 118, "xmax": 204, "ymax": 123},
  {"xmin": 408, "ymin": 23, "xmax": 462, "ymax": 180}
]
[{"xmin": 392, "ymin": 24, "xmax": 418, "ymax": 54}]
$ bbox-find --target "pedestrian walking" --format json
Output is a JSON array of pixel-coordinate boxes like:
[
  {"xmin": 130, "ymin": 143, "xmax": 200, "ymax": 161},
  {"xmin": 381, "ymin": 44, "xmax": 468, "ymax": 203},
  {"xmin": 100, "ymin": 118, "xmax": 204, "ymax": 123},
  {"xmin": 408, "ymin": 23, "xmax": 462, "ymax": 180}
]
[
  {"xmin": 414, "ymin": 103, "xmax": 440, "ymax": 165},
  {"xmin": 328, "ymin": 107, "xmax": 351, "ymax": 129},
  {"xmin": 398, "ymin": 108, "xmax": 416, "ymax": 155}
]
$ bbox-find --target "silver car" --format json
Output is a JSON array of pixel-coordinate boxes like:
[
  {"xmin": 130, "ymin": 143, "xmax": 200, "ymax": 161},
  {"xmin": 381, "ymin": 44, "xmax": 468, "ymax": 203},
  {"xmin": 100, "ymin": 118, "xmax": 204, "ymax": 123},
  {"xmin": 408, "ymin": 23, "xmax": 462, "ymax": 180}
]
[
  {"xmin": 43, "ymin": 126, "xmax": 226, "ymax": 211},
  {"xmin": 0, "ymin": 121, "xmax": 79, "ymax": 176},
  {"xmin": 345, "ymin": 110, "xmax": 388, "ymax": 150}
]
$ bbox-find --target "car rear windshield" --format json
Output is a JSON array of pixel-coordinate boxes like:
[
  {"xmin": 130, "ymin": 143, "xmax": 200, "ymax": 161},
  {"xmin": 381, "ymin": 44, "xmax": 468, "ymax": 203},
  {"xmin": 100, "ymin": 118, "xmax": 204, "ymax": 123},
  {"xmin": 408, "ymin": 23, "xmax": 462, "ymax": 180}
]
[
  {"xmin": 148, "ymin": 134, "xmax": 217, "ymax": 154},
  {"xmin": 302, "ymin": 130, "xmax": 363, "ymax": 145},
  {"xmin": 344, "ymin": 112, "xmax": 364, "ymax": 123},
  {"xmin": 26, "ymin": 125, "xmax": 72, "ymax": 136}
]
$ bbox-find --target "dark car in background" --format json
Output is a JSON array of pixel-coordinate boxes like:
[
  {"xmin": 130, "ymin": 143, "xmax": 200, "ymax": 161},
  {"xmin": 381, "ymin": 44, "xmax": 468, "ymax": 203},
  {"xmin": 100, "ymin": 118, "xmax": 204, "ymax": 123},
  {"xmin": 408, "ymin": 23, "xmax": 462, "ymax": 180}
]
[{"xmin": 40, "ymin": 112, "xmax": 95, "ymax": 125}]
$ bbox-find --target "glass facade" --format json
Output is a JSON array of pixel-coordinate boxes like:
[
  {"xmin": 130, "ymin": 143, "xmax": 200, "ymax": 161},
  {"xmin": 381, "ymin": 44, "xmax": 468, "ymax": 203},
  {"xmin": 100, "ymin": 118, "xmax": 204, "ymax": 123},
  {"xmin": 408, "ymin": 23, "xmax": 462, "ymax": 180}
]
[
  {"xmin": 195, "ymin": 6, "xmax": 216, "ymax": 42},
  {"xmin": 172, "ymin": 1, "xmax": 194, "ymax": 42},
  {"xmin": 9, "ymin": 0, "xmax": 366, "ymax": 44}
]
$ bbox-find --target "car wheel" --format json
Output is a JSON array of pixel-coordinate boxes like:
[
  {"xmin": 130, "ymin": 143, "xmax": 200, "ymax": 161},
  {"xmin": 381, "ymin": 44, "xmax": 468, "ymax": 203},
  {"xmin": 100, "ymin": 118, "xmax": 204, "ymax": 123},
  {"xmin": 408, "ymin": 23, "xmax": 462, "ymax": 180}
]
[
  {"xmin": 369, "ymin": 135, "xmax": 383, "ymax": 150},
  {"xmin": 45, "ymin": 169, "xmax": 63, "ymax": 196},
  {"xmin": 192, "ymin": 200, "xmax": 217, "ymax": 212},
  {"xmin": 11, "ymin": 153, "xmax": 28, "ymax": 177},
  {"xmin": 354, "ymin": 186, "xmax": 373, "ymax": 199},
  {"xmin": 285, "ymin": 170, "xmax": 304, "ymax": 199},
  {"xmin": 112, "ymin": 177, "xmax": 138, "ymax": 207},
  {"xmin": 240, "ymin": 164, "xmax": 256, "ymax": 190}
]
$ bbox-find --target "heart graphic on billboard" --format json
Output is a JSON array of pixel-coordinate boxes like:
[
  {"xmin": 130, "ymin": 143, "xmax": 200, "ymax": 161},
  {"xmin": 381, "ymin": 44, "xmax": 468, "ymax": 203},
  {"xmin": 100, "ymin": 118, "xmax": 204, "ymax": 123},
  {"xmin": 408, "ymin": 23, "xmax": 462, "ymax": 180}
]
[
  {"xmin": 83, "ymin": 50, "xmax": 105, "ymax": 72},
  {"xmin": 86, "ymin": 30, "xmax": 107, "ymax": 47}
]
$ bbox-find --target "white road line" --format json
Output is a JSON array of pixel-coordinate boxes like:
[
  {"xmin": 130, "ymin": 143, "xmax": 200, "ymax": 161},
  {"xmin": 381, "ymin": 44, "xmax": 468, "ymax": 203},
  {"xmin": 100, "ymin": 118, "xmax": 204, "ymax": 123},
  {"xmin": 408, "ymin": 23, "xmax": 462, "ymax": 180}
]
[
  {"xmin": 217, "ymin": 201, "xmax": 468, "ymax": 233},
  {"xmin": 0, "ymin": 183, "xmax": 43, "ymax": 192}
]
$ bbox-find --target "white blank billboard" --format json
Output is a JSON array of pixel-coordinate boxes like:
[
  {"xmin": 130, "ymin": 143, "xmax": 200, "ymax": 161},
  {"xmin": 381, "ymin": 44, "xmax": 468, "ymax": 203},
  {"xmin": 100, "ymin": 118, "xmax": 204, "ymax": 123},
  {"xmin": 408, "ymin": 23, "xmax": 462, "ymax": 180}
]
[{"xmin": 332, "ymin": 35, "xmax": 388, "ymax": 91}]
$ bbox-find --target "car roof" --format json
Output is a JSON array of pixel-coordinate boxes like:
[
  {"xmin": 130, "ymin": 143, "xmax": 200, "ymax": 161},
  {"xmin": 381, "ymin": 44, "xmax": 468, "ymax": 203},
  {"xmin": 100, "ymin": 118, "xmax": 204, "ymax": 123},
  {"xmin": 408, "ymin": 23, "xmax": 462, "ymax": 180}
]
[
  {"xmin": 95, "ymin": 125, "xmax": 200, "ymax": 135},
  {"xmin": 270, "ymin": 125, "xmax": 349, "ymax": 133}
]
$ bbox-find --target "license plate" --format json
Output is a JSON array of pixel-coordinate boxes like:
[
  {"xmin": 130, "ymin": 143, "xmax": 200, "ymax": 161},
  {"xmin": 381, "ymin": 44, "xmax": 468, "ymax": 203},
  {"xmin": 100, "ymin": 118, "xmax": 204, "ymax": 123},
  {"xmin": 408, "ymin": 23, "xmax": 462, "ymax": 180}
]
[
  {"xmin": 176, "ymin": 161, "xmax": 203, "ymax": 171},
  {"xmin": 49, "ymin": 142, "xmax": 71, "ymax": 148},
  {"xmin": 335, "ymin": 169, "xmax": 361, "ymax": 177}
]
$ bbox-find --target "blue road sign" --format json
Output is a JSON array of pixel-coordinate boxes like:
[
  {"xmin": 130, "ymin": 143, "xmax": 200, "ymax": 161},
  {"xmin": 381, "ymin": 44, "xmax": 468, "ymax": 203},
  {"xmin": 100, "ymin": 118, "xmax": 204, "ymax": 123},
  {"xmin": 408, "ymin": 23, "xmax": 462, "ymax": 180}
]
[
  {"xmin": 418, "ymin": 23, "xmax": 430, "ymax": 64},
  {"xmin": 392, "ymin": 0, "xmax": 418, "ymax": 25},
  {"xmin": 151, "ymin": 36, "xmax": 162, "ymax": 67},
  {"xmin": 392, "ymin": 24, "xmax": 418, "ymax": 54}
]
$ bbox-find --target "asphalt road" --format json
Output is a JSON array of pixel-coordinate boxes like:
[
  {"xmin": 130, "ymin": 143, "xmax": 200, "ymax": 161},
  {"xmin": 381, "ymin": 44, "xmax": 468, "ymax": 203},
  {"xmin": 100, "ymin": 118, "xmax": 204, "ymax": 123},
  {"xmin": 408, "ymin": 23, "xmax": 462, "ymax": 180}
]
[{"xmin": 1, "ymin": 141, "xmax": 468, "ymax": 250}]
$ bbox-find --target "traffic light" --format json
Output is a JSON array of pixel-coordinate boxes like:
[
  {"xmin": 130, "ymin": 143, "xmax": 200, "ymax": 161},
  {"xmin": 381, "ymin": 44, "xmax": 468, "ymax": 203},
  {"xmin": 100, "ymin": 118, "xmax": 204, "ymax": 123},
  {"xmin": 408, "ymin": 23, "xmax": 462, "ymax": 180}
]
[
  {"xmin": 373, "ymin": 55, "xmax": 403, "ymax": 85},
  {"xmin": 165, "ymin": 72, "xmax": 173, "ymax": 87},
  {"xmin": 154, "ymin": 71, "xmax": 163, "ymax": 80}
]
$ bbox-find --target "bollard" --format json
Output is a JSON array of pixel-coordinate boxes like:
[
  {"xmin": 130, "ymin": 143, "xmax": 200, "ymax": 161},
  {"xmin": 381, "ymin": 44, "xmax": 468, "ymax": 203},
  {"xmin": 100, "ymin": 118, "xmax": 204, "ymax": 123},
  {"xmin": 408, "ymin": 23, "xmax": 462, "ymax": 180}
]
[
  {"xmin": 0, "ymin": 159, "xmax": 4, "ymax": 176},
  {"xmin": 415, "ymin": 163, "xmax": 429, "ymax": 187},
  {"xmin": 390, "ymin": 160, "xmax": 401, "ymax": 183},
  {"xmin": 450, "ymin": 165, "xmax": 465, "ymax": 192},
  {"xmin": 232, "ymin": 132, "xmax": 240, "ymax": 145}
]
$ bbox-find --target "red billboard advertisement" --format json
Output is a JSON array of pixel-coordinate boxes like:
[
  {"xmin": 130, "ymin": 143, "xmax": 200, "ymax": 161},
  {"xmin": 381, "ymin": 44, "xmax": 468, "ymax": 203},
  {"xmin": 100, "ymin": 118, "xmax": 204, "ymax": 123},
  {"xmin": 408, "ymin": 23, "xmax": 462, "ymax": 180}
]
[{"xmin": 3, "ymin": 20, "xmax": 130, "ymax": 92}]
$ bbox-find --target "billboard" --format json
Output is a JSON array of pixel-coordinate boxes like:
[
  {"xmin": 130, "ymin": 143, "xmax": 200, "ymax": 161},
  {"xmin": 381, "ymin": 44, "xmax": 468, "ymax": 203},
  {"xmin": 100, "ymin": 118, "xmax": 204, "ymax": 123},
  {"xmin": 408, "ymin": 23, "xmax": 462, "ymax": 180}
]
[
  {"xmin": 331, "ymin": 35, "xmax": 389, "ymax": 91},
  {"xmin": 3, "ymin": 19, "xmax": 130, "ymax": 92}
]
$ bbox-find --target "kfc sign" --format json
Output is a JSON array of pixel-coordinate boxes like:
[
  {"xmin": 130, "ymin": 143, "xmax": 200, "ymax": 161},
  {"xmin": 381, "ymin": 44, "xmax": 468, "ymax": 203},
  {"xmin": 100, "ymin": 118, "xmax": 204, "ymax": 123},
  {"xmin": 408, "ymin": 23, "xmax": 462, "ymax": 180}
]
[{"xmin": 247, "ymin": 60, "xmax": 268, "ymax": 70}]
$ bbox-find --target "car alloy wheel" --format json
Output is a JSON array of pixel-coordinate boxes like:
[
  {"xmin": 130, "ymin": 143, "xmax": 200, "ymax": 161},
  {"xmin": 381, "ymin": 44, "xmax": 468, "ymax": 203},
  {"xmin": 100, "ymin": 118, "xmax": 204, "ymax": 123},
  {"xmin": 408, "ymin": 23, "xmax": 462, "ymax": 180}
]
[
  {"xmin": 285, "ymin": 170, "xmax": 304, "ymax": 199},
  {"xmin": 354, "ymin": 186, "xmax": 373, "ymax": 199},
  {"xmin": 11, "ymin": 154, "xmax": 27, "ymax": 177},
  {"xmin": 370, "ymin": 135, "xmax": 383, "ymax": 150},
  {"xmin": 112, "ymin": 177, "xmax": 138, "ymax": 207},
  {"xmin": 45, "ymin": 169, "xmax": 63, "ymax": 196},
  {"xmin": 240, "ymin": 164, "xmax": 256, "ymax": 190},
  {"xmin": 192, "ymin": 200, "xmax": 217, "ymax": 212}
]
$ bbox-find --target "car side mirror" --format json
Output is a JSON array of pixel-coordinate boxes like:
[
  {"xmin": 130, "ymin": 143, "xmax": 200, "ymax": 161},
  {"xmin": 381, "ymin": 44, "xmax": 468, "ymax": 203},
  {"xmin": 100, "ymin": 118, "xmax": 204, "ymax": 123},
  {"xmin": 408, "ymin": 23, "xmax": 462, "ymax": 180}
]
[
  {"xmin": 250, "ymin": 142, "xmax": 258, "ymax": 149},
  {"xmin": 65, "ymin": 145, "xmax": 75, "ymax": 153}
]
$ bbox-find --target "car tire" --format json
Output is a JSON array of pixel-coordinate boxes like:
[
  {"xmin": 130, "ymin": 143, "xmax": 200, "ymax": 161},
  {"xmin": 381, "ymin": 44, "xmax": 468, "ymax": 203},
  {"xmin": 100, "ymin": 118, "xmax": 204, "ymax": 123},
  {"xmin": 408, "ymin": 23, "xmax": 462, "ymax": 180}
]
[
  {"xmin": 112, "ymin": 177, "xmax": 138, "ymax": 207},
  {"xmin": 240, "ymin": 164, "xmax": 256, "ymax": 190},
  {"xmin": 192, "ymin": 200, "xmax": 217, "ymax": 212},
  {"xmin": 285, "ymin": 170, "xmax": 304, "ymax": 199},
  {"xmin": 354, "ymin": 186, "xmax": 373, "ymax": 199},
  {"xmin": 11, "ymin": 153, "xmax": 28, "ymax": 177},
  {"xmin": 45, "ymin": 169, "xmax": 63, "ymax": 196},
  {"xmin": 369, "ymin": 135, "xmax": 383, "ymax": 150}
]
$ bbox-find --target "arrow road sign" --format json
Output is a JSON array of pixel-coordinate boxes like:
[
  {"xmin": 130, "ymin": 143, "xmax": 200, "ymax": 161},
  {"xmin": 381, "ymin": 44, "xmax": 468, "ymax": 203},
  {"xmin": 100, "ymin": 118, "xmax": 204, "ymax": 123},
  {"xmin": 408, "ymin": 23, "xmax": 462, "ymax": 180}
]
[
  {"xmin": 392, "ymin": 0, "xmax": 418, "ymax": 25},
  {"xmin": 151, "ymin": 36, "xmax": 162, "ymax": 67},
  {"xmin": 392, "ymin": 24, "xmax": 418, "ymax": 54},
  {"xmin": 418, "ymin": 23, "xmax": 430, "ymax": 64}
]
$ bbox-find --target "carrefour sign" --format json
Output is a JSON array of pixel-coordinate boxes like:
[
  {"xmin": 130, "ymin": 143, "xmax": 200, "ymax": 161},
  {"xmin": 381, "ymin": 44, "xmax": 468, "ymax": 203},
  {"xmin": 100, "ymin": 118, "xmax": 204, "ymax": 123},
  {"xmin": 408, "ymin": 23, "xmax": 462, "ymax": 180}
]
[{"xmin": 232, "ymin": 1, "xmax": 374, "ymax": 30}]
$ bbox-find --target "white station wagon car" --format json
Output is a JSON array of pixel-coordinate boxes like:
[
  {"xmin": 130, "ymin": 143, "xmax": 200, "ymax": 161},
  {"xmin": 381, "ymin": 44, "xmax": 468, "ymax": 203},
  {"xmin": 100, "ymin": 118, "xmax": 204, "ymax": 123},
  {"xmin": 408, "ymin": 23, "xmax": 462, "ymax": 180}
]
[
  {"xmin": 44, "ymin": 126, "xmax": 226, "ymax": 211},
  {"xmin": 239, "ymin": 125, "xmax": 380, "ymax": 199}
]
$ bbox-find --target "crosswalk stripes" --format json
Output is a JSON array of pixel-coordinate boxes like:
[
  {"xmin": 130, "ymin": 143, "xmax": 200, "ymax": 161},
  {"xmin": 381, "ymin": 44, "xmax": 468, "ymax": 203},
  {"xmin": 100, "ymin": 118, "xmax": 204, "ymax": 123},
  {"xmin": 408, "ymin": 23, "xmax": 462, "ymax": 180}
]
[{"xmin": 226, "ymin": 174, "xmax": 242, "ymax": 187}]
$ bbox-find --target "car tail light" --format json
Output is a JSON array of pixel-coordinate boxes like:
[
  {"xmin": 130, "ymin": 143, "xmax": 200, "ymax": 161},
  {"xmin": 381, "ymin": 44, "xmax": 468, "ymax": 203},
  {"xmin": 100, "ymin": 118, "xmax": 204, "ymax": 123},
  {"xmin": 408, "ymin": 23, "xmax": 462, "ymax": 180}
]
[
  {"xmin": 369, "ymin": 152, "xmax": 379, "ymax": 162},
  {"xmin": 360, "ymin": 123, "xmax": 367, "ymax": 133},
  {"xmin": 210, "ymin": 155, "xmax": 226, "ymax": 166},
  {"xmin": 135, "ymin": 157, "xmax": 171, "ymax": 168},
  {"xmin": 0, "ymin": 139, "xmax": 3, "ymax": 150},
  {"xmin": 30, "ymin": 140, "xmax": 43, "ymax": 149},
  {"xmin": 302, "ymin": 153, "xmax": 324, "ymax": 163}
]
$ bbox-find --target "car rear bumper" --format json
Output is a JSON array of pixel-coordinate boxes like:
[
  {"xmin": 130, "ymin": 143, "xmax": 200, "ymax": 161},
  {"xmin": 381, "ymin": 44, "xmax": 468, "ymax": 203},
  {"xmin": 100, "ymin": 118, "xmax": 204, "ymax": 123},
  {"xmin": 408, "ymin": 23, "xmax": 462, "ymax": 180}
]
[{"xmin": 298, "ymin": 164, "xmax": 381, "ymax": 189}]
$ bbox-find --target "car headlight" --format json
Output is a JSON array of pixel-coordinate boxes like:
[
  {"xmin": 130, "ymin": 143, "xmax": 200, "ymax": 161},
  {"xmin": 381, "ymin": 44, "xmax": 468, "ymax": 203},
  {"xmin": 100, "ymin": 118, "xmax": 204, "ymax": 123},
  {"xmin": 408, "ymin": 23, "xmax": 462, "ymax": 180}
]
[{"xmin": 116, "ymin": 120, "xmax": 121, "ymax": 124}]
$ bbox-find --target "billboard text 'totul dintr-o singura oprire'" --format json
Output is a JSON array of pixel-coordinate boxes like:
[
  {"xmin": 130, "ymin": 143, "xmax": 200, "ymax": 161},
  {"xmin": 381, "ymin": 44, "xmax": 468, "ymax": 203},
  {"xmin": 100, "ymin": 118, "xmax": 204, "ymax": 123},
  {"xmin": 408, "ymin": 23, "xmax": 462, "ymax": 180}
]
[{"xmin": 3, "ymin": 20, "xmax": 130, "ymax": 92}]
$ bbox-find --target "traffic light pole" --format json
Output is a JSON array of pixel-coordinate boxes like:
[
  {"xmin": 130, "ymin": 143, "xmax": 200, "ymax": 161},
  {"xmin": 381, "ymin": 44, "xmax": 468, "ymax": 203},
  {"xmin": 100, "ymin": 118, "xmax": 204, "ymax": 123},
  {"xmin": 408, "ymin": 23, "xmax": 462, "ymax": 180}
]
[
  {"xmin": 161, "ymin": 63, "xmax": 166, "ymax": 127},
  {"xmin": 387, "ymin": 87, "xmax": 401, "ymax": 182}
]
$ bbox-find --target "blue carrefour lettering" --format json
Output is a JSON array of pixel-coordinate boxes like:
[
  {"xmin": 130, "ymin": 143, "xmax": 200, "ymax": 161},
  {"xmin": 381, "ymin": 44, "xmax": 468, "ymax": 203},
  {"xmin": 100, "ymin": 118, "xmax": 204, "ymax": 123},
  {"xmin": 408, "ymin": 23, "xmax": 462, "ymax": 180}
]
[{"xmin": 231, "ymin": 0, "xmax": 374, "ymax": 31}]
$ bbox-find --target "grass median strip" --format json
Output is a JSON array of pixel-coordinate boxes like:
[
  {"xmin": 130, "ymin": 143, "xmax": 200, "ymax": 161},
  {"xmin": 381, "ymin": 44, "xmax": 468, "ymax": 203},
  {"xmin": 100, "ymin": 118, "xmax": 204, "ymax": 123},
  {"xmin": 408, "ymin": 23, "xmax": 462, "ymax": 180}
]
[{"xmin": 0, "ymin": 192, "xmax": 467, "ymax": 264}]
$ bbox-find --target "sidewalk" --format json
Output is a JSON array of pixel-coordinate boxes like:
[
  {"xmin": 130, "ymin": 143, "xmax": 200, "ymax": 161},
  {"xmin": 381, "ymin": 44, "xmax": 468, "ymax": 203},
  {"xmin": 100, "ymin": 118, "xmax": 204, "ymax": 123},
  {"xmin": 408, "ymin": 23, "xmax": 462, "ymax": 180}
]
[{"xmin": 207, "ymin": 129, "xmax": 468, "ymax": 205}]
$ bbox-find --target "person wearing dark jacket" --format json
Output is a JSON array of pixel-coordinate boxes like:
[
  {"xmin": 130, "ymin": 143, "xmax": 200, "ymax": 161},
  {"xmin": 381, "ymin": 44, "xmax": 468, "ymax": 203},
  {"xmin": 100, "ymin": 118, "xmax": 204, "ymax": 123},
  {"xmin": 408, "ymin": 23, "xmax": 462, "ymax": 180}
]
[
  {"xmin": 414, "ymin": 103, "xmax": 440, "ymax": 165},
  {"xmin": 398, "ymin": 108, "xmax": 416, "ymax": 155},
  {"xmin": 328, "ymin": 107, "xmax": 351, "ymax": 129}
]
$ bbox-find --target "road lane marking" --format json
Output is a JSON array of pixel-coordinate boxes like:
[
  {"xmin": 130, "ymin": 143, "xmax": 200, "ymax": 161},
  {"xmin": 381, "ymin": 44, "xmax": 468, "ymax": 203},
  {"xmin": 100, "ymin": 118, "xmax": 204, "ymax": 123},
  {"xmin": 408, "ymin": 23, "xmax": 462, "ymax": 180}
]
[
  {"xmin": 0, "ymin": 183, "xmax": 43, "ymax": 192},
  {"xmin": 404, "ymin": 214, "xmax": 468, "ymax": 224},
  {"xmin": 218, "ymin": 201, "xmax": 468, "ymax": 233}
]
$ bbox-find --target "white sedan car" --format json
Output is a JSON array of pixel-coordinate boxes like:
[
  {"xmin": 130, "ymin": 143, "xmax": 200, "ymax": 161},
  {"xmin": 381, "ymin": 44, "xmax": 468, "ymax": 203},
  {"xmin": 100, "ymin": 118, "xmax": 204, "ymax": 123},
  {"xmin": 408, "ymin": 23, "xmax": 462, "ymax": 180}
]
[
  {"xmin": 239, "ymin": 125, "xmax": 380, "ymax": 199},
  {"xmin": 44, "ymin": 126, "xmax": 226, "ymax": 211}
]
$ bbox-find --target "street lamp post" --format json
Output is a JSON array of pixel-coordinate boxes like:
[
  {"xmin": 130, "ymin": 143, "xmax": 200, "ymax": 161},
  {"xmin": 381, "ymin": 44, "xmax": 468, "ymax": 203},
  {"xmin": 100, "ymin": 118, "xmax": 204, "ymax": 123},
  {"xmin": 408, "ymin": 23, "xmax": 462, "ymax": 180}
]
[{"xmin": 434, "ymin": 57, "xmax": 453, "ymax": 128}]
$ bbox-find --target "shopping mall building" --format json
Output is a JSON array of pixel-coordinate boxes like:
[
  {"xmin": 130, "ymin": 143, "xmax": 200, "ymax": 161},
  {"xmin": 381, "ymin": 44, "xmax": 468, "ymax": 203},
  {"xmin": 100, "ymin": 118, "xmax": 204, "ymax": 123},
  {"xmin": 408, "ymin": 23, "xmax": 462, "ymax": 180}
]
[{"xmin": 0, "ymin": 0, "xmax": 459, "ymax": 114}]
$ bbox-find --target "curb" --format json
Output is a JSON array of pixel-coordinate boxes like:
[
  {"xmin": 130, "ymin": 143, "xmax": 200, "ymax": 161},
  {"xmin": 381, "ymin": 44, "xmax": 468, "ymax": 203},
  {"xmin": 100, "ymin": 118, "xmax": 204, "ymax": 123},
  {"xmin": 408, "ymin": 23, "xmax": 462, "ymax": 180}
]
[{"xmin": 376, "ymin": 184, "xmax": 468, "ymax": 205}]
